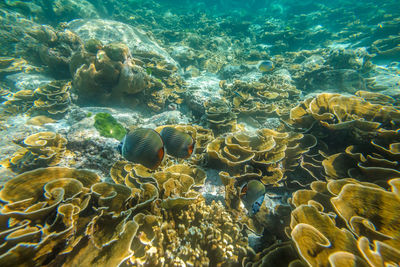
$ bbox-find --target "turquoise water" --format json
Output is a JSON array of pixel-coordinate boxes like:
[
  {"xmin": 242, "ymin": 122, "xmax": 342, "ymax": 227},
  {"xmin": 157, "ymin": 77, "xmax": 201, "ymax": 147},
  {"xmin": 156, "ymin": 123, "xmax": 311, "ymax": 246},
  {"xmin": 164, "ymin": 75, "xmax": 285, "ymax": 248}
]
[{"xmin": 0, "ymin": 1, "xmax": 399, "ymax": 266}]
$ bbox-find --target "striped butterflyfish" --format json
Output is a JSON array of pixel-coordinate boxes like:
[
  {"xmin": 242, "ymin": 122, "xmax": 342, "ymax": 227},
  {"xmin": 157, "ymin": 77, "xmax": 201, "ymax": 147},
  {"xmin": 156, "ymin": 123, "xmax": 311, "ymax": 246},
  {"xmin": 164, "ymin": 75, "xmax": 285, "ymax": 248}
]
[
  {"xmin": 159, "ymin": 127, "xmax": 196, "ymax": 159},
  {"xmin": 240, "ymin": 180, "xmax": 266, "ymax": 215},
  {"xmin": 118, "ymin": 128, "xmax": 164, "ymax": 170},
  {"xmin": 258, "ymin": 60, "xmax": 274, "ymax": 72}
]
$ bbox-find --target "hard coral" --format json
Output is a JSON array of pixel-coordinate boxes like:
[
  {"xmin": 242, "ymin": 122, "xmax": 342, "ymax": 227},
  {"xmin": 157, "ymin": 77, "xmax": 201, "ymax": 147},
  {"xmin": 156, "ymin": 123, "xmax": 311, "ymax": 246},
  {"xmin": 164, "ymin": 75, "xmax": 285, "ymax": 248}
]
[
  {"xmin": 126, "ymin": 198, "xmax": 251, "ymax": 267},
  {"xmin": 289, "ymin": 93, "xmax": 400, "ymax": 134},
  {"xmin": 110, "ymin": 160, "xmax": 206, "ymax": 210},
  {"xmin": 207, "ymin": 129, "xmax": 316, "ymax": 185},
  {"xmin": 71, "ymin": 39, "xmax": 185, "ymax": 111},
  {"xmin": 3, "ymin": 80, "xmax": 71, "ymax": 119},
  {"xmin": 204, "ymin": 98, "xmax": 238, "ymax": 135},
  {"xmin": 28, "ymin": 25, "xmax": 83, "ymax": 78},
  {"xmin": 2, "ymin": 131, "xmax": 67, "ymax": 173},
  {"xmin": 290, "ymin": 178, "xmax": 400, "ymax": 267}
]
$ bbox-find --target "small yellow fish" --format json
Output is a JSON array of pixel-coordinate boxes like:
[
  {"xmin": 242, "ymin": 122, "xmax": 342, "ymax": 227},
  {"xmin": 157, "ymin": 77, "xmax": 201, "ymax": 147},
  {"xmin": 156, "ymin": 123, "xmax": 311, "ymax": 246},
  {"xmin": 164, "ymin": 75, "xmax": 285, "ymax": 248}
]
[{"xmin": 258, "ymin": 60, "xmax": 274, "ymax": 72}]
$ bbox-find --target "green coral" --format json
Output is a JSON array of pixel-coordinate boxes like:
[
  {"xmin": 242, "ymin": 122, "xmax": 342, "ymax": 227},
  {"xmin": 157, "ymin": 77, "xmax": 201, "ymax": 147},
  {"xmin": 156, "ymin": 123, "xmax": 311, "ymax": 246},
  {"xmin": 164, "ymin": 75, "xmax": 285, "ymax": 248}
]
[{"xmin": 94, "ymin": 112, "xmax": 126, "ymax": 140}]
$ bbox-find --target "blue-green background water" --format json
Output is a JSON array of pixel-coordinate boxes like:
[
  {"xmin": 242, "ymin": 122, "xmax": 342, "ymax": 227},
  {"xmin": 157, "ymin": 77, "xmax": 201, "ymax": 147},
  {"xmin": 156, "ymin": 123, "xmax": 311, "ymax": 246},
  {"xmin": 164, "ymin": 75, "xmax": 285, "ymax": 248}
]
[{"xmin": 0, "ymin": 0, "xmax": 399, "ymax": 266}]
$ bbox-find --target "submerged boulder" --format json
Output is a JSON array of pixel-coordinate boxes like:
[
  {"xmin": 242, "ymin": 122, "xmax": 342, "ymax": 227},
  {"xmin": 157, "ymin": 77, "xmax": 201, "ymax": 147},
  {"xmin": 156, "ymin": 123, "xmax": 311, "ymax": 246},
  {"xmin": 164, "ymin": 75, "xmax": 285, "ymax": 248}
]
[{"xmin": 67, "ymin": 19, "xmax": 179, "ymax": 69}]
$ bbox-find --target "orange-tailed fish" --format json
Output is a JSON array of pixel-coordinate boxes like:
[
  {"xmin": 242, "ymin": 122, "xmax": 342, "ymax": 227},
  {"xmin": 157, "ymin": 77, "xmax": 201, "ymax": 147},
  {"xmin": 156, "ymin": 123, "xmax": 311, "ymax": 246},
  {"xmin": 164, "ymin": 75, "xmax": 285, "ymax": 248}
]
[
  {"xmin": 159, "ymin": 127, "xmax": 196, "ymax": 159},
  {"xmin": 118, "ymin": 128, "xmax": 164, "ymax": 170},
  {"xmin": 258, "ymin": 60, "xmax": 274, "ymax": 72}
]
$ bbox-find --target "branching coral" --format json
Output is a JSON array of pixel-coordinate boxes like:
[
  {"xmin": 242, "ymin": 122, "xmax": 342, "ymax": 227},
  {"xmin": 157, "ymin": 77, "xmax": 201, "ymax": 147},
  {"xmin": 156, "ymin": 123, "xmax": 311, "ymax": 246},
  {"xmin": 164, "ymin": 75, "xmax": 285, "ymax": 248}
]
[{"xmin": 126, "ymin": 198, "xmax": 251, "ymax": 267}]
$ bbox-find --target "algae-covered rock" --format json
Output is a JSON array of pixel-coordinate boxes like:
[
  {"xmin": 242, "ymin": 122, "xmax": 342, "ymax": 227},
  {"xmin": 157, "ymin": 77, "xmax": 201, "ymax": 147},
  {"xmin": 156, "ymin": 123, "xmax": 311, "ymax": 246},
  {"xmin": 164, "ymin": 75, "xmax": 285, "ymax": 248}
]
[
  {"xmin": 94, "ymin": 112, "xmax": 126, "ymax": 140},
  {"xmin": 84, "ymin": 39, "xmax": 103, "ymax": 54}
]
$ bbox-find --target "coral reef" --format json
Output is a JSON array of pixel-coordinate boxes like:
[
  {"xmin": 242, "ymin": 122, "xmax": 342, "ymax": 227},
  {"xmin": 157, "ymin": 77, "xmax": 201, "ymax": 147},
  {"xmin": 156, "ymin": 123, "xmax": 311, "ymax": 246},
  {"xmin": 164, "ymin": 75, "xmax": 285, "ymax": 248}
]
[
  {"xmin": 1, "ymin": 1, "xmax": 400, "ymax": 266},
  {"xmin": 110, "ymin": 159, "xmax": 206, "ymax": 207},
  {"xmin": 288, "ymin": 93, "xmax": 400, "ymax": 135},
  {"xmin": 220, "ymin": 71, "xmax": 300, "ymax": 127},
  {"xmin": 370, "ymin": 35, "xmax": 400, "ymax": 61},
  {"xmin": 3, "ymin": 80, "xmax": 71, "ymax": 119},
  {"xmin": 204, "ymin": 98, "xmax": 238, "ymax": 134},
  {"xmin": 0, "ymin": 162, "xmax": 250, "ymax": 266},
  {"xmin": 290, "ymin": 178, "xmax": 400, "ymax": 266},
  {"xmin": 27, "ymin": 25, "xmax": 83, "ymax": 78},
  {"xmin": 1, "ymin": 132, "xmax": 67, "ymax": 173},
  {"xmin": 0, "ymin": 57, "xmax": 30, "ymax": 77},
  {"xmin": 207, "ymin": 129, "xmax": 316, "ymax": 181},
  {"xmin": 71, "ymin": 37, "xmax": 185, "ymax": 111}
]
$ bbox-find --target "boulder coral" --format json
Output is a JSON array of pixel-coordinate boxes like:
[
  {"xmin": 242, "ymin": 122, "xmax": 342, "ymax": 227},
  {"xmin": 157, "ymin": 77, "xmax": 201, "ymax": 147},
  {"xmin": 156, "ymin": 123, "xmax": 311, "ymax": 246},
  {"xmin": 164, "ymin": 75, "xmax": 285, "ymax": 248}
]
[
  {"xmin": 71, "ymin": 39, "xmax": 185, "ymax": 111},
  {"xmin": 27, "ymin": 25, "xmax": 83, "ymax": 78}
]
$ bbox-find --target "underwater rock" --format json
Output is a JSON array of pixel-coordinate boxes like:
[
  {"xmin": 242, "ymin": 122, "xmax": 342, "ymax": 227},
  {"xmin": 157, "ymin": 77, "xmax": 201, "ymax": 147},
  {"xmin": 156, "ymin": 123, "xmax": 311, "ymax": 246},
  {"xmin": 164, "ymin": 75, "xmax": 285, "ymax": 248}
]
[
  {"xmin": 67, "ymin": 19, "xmax": 179, "ymax": 69},
  {"xmin": 0, "ymin": 10, "xmax": 38, "ymax": 58},
  {"xmin": 366, "ymin": 62, "xmax": 400, "ymax": 91},
  {"xmin": 142, "ymin": 110, "xmax": 191, "ymax": 128},
  {"xmin": 218, "ymin": 64, "xmax": 252, "ymax": 80},
  {"xmin": 5, "ymin": 73, "xmax": 53, "ymax": 91},
  {"xmin": 66, "ymin": 135, "xmax": 121, "ymax": 178},
  {"xmin": 50, "ymin": 0, "xmax": 99, "ymax": 21},
  {"xmin": 169, "ymin": 45, "xmax": 197, "ymax": 68},
  {"xmin": 184, "ymin": 74, "xmax": 222, "ymax": 116},
  {"xmin": 325, "ymin": 48, "xmax": 373, "ymax": 72},
  {"xmin": 300, "ymin": 69, "xmax": 366, "ymax": 93}
]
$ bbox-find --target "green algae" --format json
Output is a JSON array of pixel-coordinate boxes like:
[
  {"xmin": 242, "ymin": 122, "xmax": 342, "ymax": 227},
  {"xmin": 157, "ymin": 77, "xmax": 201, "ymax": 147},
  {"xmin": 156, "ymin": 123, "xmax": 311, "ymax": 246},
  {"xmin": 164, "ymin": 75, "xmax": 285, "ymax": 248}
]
[{"xmin": 94, "ymin": 112, "xmax": 126, "ymax": 140}]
